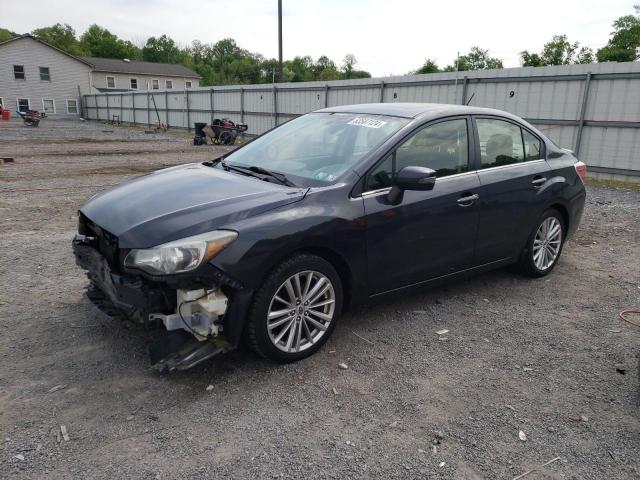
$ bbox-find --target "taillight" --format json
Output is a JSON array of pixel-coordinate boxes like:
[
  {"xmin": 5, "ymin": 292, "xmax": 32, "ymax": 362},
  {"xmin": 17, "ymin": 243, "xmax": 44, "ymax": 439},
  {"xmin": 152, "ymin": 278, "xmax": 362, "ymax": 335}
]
[{"xmin": 574, "ymin": 161, "xmax": 587, "ymax": 184}]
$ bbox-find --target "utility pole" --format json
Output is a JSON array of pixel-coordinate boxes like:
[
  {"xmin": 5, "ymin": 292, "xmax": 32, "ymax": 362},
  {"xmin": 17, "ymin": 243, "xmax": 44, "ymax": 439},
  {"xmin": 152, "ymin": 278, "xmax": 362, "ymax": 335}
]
[{"xmin": 278, "ymin": 0, "xmax": 283, "ymax": 83}]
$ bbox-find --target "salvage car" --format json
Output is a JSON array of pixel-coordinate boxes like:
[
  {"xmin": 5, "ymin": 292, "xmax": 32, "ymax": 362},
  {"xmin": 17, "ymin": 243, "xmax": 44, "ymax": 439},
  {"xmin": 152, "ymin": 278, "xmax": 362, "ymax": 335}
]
[{"xmin": 73, "ymin": 103, "xmax": 586, "ymax": 370}]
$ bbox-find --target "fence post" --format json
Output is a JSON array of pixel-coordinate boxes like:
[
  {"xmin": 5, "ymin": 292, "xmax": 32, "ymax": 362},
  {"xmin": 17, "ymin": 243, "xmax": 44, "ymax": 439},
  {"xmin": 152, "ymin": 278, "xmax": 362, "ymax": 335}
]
[
  {"xmin": 186, "ymin": 90, "xmax": 191, "ymax": 131},
  {"xmin": 96, "ymin": 95, "xmax": 101, "ymax": 121},
  {"xmin": 324, "ymin": 84, "xmax": 329, "ymax": 108},
  {"xmin": 461, "ymin": 76, "xmax": 469, "ymax": 105},
  {"xmin": 210, "ymin": 88, "xmax": 215, "ymax": 125},
  {"xmin": 147, "ymin": 92, "xmax": 151, "ymax": 128},
  {"xmin": 165, "ymin": 90, "xmax": 169, "ymax": 127},
  {"xmin": 240, "ymin": 87, "xmax": 245, "ymax": 124},
  {"xmin": 131, "ymin": 92, "xmax": 135, "ymax": 124},
  {"xmin": 575, "ymin": 72, "xmax": 592, "ymax": 156},
  {"xmin": 119, "ymin": 93, "xmax": 123, "ymax": 123},
  {"xmin": 379, "ymin": 81, "xmax": 385, "ymax": 103},
  {"xmin": 272, "ymin": 85, "xmax": 278, "ymax": 127},
  {"xmin": 106, "ymin": 94, "xmax": 110, "ymax": 121}
]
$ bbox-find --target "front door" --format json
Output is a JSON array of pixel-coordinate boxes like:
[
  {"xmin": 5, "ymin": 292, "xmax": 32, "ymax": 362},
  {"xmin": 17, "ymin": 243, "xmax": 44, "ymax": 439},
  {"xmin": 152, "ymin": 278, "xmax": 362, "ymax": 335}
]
[{"xmin": 362, "ymin": 117, "xmax": 481, "ymax": 295}]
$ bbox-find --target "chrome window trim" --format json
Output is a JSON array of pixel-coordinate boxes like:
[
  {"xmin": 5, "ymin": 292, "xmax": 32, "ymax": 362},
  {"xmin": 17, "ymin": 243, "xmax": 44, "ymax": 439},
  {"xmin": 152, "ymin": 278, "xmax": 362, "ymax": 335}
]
[{"xmin": 359, "ymin": 170, "xmax": 479, "ymax": 198}]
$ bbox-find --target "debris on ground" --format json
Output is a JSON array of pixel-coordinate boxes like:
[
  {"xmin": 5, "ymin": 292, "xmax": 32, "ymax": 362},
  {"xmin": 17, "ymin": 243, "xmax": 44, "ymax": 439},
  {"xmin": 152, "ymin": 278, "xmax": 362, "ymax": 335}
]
[
  {"xmin": 518, "ymin": 430, "xmax": 527, "ymax": 441},
  {"xmin": 615, "ymin": 364, "xmax": 626, "ymax": 374},
  {"xmin": 436, "ymin": 329, "xmax": 449, "ymax": 335},
  {"xmin": 332, "ymin": 387, "xmax": 338, "ymax": 395},
  {"xmin": 14, "ymin": 454, "xmax": 25, "ymax": 461},
  {"xmin": 48, "ymin": 384, "xmax": 67, "ymax": 393},
  {"xmin": 206, "ymin": 384, "xmax": 214, "ymax": 391},
  {"xmin": 60, "ymin": 425, "xmax": 70, "ymax": 442},
  {"xmin": 338, "ymin": 363, "xmax": 348, "ymax": 370}
]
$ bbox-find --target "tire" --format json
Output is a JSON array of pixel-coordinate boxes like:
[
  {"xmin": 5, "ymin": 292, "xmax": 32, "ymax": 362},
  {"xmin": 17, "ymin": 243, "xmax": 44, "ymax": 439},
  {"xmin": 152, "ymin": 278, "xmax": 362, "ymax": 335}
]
[
  {"xmin": 246, "ymin": 253, "xmax": 343, "ymax": 362},
  {"xmin": 219, "ymin": 131, "xmax": 233, "ymax": 145},
  {"xmin": 516, "ymin": 208, "xmax": 565, "ymax": 277}
]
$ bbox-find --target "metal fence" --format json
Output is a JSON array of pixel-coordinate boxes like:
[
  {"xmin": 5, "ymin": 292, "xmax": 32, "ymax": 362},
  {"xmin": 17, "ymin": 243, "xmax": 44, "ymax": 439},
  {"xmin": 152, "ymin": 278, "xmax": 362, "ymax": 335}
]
[{"xmin": 82, "ymin": 62, "xmax": 640, "ymax": 179}]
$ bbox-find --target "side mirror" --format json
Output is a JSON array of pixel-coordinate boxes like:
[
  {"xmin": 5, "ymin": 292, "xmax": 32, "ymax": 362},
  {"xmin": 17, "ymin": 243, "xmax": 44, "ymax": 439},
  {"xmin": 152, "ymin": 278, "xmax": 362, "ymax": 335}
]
[{"xmin": 388, "ymin": 166, "xmax": 436, "ymax": 204}]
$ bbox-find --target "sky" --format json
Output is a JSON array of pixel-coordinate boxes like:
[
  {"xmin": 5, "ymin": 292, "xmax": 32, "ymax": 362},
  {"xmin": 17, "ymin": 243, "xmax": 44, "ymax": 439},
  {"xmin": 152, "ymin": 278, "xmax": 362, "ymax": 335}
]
[{"xmin": 2, "ymin": 0, "xmax": 635, "ymax": 76}]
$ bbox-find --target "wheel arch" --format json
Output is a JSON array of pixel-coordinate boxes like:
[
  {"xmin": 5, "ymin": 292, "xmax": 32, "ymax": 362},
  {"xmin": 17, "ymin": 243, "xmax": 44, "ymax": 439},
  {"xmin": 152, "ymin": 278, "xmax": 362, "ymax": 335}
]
[
  {"xmin": 290, "ymin": 246, "xmax": 354, "ymax": 313},
  {"xmin": 547, "ymin": 202, "xmax": 570, "ymax": 231}
]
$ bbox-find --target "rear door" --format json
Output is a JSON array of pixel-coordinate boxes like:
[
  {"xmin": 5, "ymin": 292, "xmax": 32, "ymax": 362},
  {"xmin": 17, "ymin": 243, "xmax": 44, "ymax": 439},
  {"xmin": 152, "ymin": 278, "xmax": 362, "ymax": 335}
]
[
  {"xmin": 361, "ymin": 117, "xmax": 481, "ymax": 294},
  {"xmin": 472, "ymin": 116, "xmax": 552, "ymax": 264}
]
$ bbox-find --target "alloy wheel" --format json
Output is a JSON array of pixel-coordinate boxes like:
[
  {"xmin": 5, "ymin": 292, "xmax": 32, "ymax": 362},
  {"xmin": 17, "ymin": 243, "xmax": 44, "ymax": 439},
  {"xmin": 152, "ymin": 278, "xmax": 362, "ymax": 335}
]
[
  {"xmin": 532, "ymin": 217, "xmax": 562, "ymax": 271},
  {"xmin": 267, "ymin": 270, "xmax": 336, "ymax": 353}
]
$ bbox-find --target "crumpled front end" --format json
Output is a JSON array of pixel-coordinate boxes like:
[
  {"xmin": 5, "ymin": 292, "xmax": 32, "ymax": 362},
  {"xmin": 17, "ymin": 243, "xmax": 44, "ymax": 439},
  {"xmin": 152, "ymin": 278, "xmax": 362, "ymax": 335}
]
[{"xmin": 72, "ymin": 213, "xmax": 241, "ymax": 371}]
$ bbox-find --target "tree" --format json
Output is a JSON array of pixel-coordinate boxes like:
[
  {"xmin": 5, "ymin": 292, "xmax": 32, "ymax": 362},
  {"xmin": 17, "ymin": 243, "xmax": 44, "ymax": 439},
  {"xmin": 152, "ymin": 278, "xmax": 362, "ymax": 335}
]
[
  {"xmin": 0, "ymin": 27, "xmax": 17, "ymax": 43},
  {"xmin": 521, "ymin": 35, "xmax": 595, "ymax": 66},
  {"xmin": 80, "ymin": 24, "xmax": 139, "ymax": 59},
  {"xmin": 445, "ymin": 47, "xmax": 503, "ymax": 71},
  {"xmin": 142, "ymin": 34, "xmax": 181, "ymax": 63},
  {"xmin": 32, "ymin": 23, "xmax": 85, "ymax": 55},
  {"xmin": 597, "ymin": 6, "xmax": 640, "ymax": 62},
  {"xmin": 415, "ymin": 58, "xmax": 440, "ymax": 74},
  {"xmin": 342, "ymin": 53, "xmax": 357, "ymax": 78}
]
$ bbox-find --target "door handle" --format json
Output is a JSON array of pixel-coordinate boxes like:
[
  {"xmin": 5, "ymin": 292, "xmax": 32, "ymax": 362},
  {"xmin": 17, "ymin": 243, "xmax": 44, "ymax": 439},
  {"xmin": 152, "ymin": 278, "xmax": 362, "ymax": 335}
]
[
  {"xmin": 457, "ymin": 193, "xmax": 479, "ymax": 206},
  {"xmin": 531, "ymin": 176, "xmax": 547, "ymax": 186}
]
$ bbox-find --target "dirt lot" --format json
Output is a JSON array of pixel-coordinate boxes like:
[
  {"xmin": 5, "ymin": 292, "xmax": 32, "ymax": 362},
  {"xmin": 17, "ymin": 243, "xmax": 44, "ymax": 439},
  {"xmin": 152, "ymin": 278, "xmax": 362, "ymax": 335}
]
[{"xmin": 1, "ymin": 118, "xmax": 639, "ymax": 479}]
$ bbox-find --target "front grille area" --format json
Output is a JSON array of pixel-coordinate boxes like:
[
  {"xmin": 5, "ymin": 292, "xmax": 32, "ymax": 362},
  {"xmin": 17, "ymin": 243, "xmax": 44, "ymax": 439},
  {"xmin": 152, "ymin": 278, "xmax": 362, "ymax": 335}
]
[{"xmin": 78, "ymin": 212, "xmax": 121, "ymax": 272}]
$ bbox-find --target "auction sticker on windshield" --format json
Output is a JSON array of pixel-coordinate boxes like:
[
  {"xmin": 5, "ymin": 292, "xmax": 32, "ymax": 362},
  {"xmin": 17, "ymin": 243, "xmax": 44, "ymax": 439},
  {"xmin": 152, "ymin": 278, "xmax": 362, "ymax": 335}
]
[{"xmin": 347, "ymin": 117, "xmax": 387, "ymax": 128}]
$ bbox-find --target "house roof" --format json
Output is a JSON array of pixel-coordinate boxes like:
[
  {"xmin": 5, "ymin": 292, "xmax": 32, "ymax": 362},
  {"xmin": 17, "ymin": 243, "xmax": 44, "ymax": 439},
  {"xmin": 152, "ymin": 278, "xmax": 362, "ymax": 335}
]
[
  {"xmin": 0, "ymin": 34, "xmax": 201, "ymax": 79},
  {"xmin": 80, "ymin": 57, "xmax": 201, "ymax": 78},
  {"xmin": 0, "ymin": 34, "xmax": 94, "ymax": 67}
]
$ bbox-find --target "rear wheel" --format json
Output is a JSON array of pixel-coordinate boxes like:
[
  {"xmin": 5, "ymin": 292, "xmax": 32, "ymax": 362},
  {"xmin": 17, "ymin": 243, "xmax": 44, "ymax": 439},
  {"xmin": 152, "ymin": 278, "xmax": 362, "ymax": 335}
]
[
  {"xmin": 246, "ymin": 254, "xmax": 342, "ymax": 362},
  {"xmin": 516, "ymin": 209, "xmax": 565, "ymax": 277}
]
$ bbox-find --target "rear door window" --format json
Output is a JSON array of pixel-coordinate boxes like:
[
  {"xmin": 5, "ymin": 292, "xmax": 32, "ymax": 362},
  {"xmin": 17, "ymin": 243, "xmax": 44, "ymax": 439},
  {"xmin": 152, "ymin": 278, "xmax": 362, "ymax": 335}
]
[{"xmin": 476, "ymin": 118, "xmax": 525, "ymax": 168}]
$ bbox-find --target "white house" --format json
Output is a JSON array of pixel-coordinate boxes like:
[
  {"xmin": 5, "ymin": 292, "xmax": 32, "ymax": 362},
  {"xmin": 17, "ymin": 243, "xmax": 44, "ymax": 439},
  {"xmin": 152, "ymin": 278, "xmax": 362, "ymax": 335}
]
[{"xmin": 0, "ymin": 34, "xmax": 201, "ymax": 117}]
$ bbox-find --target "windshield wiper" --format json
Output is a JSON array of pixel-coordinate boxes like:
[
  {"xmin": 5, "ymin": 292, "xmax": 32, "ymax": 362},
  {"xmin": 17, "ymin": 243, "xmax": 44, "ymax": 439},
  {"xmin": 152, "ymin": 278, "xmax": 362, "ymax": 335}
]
[{"xmin": 247, "ymin": 165, "xmax": 297, "ymax": 187}]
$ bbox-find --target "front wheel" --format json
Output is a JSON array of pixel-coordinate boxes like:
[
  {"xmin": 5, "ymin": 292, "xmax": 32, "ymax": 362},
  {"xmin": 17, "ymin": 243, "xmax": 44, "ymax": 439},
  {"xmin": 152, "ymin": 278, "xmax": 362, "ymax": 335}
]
[
  {"xmin": 246, "ymin": 254, "xmax": 343, "ymax": 362},
  {"xmin": 516, "ymin": 209, "xmax": 565, "ymax": 277}
]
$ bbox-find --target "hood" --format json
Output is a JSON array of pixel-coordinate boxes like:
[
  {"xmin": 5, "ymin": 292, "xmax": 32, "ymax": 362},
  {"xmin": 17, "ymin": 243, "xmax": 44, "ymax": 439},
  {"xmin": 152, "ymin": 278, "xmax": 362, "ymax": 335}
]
[{"xmin": 80, "ymin": 163, "xmax": 307, "ymax": 248}]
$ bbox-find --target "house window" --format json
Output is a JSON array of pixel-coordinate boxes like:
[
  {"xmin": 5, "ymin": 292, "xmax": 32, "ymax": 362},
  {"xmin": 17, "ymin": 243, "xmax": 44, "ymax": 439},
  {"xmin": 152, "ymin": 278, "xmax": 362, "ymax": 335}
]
[
  {"xmin": 17, "ymin": 98, "xmax": 30, "ymax": 112},
  {"xmin": 165, "ymin": 79, "xmax": 173, "ymax": 89},
  {"xmin": 106, "ymin": 76, "xmax": 116, "ymax": 89},
  {"xmin": 13, "ymin": 65, "xmax": 25, "ymax": 80},
  {"xmin": 42, "ymin": 99, "xmax": 55, "ymax": 114},
  {"xmin": 130, "ymin": 78, "xmax": 138, "ymax": 89},
  {"xmin": 185, "ymin": 81, "xmax": 192, "ymax": 88},
  {"xmin": 152, "ymin": 79, "xmax": 159, "ymax": 90},
  {"xmin": 67, "ymin": 99, "xmax": 78, "ymax": 114},
  {"xmin": 39, "ymin": 67, "xmax": 51, "ymax": 81}
]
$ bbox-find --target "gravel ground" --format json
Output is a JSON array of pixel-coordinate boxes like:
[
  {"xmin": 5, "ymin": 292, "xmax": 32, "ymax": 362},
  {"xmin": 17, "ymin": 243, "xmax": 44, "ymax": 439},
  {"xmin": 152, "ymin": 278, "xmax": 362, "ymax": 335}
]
[{"xmin": 1, "ymin": 119, "xmax": 639, "ymax": 479}]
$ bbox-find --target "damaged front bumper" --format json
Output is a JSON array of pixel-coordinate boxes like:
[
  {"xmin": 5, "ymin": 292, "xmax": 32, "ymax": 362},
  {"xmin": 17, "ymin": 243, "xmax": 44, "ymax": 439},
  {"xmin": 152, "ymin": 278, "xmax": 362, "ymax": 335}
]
[{"xmin": 73, "ymin": 235, "xmax": 236, "ymax": 371}]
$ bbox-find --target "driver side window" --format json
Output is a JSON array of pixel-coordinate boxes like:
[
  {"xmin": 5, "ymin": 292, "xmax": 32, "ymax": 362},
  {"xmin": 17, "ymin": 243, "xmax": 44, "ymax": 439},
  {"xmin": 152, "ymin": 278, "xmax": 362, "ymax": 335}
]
[{"xmin": 366, "ymin": 118, "xmax": 469, "ymax": 191}]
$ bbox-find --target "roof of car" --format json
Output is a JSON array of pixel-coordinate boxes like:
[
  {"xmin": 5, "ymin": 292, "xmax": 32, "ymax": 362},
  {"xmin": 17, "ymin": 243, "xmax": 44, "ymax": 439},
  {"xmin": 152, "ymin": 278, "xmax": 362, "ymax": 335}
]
[{"xmin": 315, "ymin": 102, "xmax": 514, "ymax": 119}]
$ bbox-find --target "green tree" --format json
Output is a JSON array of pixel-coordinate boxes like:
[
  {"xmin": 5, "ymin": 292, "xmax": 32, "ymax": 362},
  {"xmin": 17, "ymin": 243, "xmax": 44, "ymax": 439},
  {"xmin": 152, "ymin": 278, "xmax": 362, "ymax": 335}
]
[
  {"xmin": 444, "ymin": 47, "xmax": 503, "ymax": 71},
  {"xmin": 415, "ymin": 58, "xmax": 440, "ymax": 74},
  {"xmin": 32, "ymin": 23, "xmax": 85, "ymax": 55},
  {"xmin": 80, "ymin": 24, "xmax": 139, "ymax": 59},
  {"xmin": 339, "ymin": 54, "xmax": 370, "ymax": 79},
  {"xmin": 142, "ymin": 34, "xmax": 181, "ymax": 63},
  {"xmin": 521, "ymin": 34, "xmax": 594, "ymax": 66},
  {"xmin": 597, "ymin": 6, "xmax": 640, "ymax": 62},
  {"xmin": 0, "ymin": 27, "xmax": 17, "ymax": 43}
]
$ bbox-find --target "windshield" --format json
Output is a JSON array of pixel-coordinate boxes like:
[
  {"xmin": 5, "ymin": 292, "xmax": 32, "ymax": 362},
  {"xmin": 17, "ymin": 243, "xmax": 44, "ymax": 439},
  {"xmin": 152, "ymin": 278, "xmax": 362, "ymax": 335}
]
[{"xmin": 221, "ymin": 112, "xmax": 409, "ymax": 186}]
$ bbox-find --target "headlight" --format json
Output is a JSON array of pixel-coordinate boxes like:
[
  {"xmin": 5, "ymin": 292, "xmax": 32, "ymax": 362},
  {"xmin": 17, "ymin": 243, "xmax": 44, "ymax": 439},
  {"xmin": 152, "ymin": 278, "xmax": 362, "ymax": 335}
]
[{"xmin": 124, "ymin": 230, "xmax": 237, "ymax": 275}]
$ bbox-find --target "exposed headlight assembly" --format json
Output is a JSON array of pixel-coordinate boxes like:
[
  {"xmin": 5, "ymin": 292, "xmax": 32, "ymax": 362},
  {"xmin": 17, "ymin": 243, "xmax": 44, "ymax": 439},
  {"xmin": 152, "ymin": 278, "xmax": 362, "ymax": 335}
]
[{"xmin": 124, "ymin": 230, "xmax": 237, "ymax": 275}]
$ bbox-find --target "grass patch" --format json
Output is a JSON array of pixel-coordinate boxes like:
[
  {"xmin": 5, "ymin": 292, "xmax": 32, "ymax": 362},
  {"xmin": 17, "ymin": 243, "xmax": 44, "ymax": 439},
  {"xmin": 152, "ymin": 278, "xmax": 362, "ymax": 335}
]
[{"xmin": 587, "ymin": 177, "xmax": 640, "ymax": 190}]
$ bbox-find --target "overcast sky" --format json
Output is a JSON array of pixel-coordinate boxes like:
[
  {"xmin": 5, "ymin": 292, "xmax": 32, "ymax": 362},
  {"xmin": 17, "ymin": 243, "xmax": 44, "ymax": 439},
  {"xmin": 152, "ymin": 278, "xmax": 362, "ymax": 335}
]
[{"xmin": 2, "ymin": 0, "xmax": 635, "ymax": 76}]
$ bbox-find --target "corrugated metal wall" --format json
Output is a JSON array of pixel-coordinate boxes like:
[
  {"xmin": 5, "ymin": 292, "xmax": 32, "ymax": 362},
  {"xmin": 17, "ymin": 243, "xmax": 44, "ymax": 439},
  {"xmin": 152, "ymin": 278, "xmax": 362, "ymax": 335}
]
[{"xmin": 82, "ymin": 62, "xmax": 640, "ymax": 178}]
